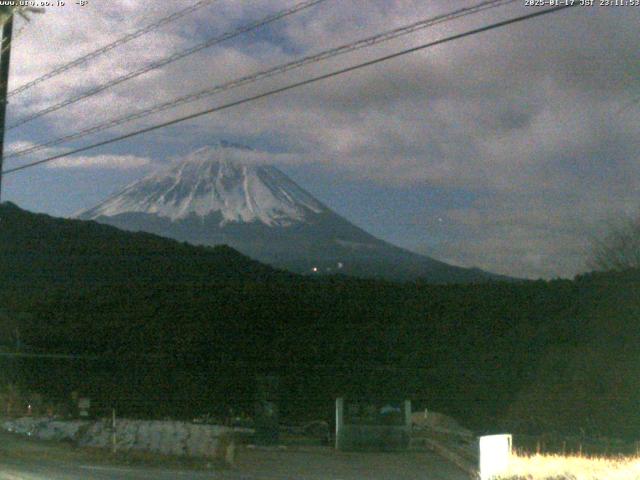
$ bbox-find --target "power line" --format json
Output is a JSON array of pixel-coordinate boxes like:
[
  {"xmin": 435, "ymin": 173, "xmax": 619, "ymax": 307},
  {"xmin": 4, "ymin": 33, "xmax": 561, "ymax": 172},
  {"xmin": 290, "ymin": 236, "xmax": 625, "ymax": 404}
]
[
  {"xmin": 0, "ymin": 14, "xmax": 27, "ymax": 56},
  {"xmin": 6, "ymin": 0, "xmax": 329, "ymax": 131},
  {"xmin": 0, "ymin": 20, "xmax": 25, "ymax": 95},
  {"xmin": 2, "ymin": 4, "xmax": 578, "ymax": 176},
  {"xmin": 0, "ymin": 351, "xmax": 439, "ymax": 371},
  {"xmin": 4, "ymin": 0, "xmax": 515, "ymax": 161},
  {"xmin": 7, "ymin": 0, "xmax": 219, "ymax": 98},
  {"xmin": 0, "ymin": 351, "xmax": 100, "ymax": 360},
  {"xmin": 0, "ymin": 8, "xmax": 44, "ymax": 94}
]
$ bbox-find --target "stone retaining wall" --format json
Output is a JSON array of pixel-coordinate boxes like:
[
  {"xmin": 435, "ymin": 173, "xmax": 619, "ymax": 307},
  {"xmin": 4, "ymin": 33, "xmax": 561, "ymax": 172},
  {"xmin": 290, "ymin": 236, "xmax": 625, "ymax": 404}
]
[{"xmin": 1, "ymin": 417, "xmax": 241, "ymax": 458}]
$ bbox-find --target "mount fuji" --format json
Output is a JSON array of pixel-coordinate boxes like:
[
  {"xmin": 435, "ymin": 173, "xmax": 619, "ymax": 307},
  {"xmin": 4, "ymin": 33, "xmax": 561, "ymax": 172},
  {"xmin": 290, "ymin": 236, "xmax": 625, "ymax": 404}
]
[{"xmin": 77, "ymin": 145, "xmax": 504, "ymax": 283}]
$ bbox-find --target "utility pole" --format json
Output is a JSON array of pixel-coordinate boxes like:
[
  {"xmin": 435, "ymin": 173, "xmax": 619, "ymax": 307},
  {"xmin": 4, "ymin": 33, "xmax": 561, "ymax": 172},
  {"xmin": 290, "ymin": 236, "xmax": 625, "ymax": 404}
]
[
  {"xmin": 0, "ymin": 6, "xmax": 14, "ymax": 202},
  {"xmin": 0, "ymin": 6, "xmax": 42, "ymax": 201}
]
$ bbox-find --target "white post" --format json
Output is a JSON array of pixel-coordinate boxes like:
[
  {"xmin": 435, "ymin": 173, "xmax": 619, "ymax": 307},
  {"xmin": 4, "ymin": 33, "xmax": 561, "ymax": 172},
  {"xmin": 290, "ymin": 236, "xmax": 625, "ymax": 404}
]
[
  {"xmin": 403, "ymin": 400, "xmax": 411, "ymax": 428},
  {"xmin": 111, "ymin": 408, "xmax": 117, "ymax": 454},
  {"xmin": 335, "ymin": 397, "xmax": 344, "ymax": 450},
  {"xmin": 479, "ymin": 434, "xmax": 512, "ymax": 480}
]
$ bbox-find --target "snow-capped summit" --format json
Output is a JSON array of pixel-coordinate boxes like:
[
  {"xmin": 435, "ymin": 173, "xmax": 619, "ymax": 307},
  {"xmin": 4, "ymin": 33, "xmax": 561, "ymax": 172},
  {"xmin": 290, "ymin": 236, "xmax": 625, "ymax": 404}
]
[
  {"xmin": 78, "ymin": 144, "xmax": 506, "ymax": 283},
  {"xmin": 80, "ymin": 145, "xmax": 324, "ymax": 227}
]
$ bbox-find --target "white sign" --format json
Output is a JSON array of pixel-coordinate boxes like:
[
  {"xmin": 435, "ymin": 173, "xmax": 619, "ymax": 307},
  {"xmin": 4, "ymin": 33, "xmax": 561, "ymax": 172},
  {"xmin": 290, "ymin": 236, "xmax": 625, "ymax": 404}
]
[{"xmin": 479, "ymin": 434, "xmax": 512, "ymax": 480}]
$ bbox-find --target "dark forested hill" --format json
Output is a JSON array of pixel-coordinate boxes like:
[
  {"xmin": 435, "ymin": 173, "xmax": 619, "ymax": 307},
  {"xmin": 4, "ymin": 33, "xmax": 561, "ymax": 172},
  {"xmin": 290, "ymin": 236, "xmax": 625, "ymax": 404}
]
[
  {"xmin": 0, "ymin": 201, "xmax": 287, "ymax": 287},
  {"xmin": 1, "ymin": 202, "xmax": 639, "ymax": 440}
]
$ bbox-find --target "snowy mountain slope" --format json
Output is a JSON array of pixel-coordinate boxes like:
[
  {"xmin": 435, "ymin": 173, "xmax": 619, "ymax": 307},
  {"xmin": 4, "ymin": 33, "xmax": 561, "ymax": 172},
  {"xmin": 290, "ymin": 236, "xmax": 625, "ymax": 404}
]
[
  {"xmin": 77, "ymin": 145, "xmax": 506, "ymax": 283},
  {"xmin": 81, "ymin": 146, "xmax": 324, "ymax": 226}
]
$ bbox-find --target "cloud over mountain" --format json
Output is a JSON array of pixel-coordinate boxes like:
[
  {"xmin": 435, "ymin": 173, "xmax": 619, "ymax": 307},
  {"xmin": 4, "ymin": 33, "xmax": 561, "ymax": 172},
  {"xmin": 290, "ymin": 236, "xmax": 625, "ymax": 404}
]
[{"xmin": 5, "ymin": 1, "xmax": 639, "ymax": 278}]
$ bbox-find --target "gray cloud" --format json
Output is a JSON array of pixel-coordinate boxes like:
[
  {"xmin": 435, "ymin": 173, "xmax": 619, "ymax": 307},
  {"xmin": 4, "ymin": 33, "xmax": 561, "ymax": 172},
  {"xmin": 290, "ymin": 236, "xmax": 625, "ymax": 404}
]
[{"xmin": 7, "ymin": 0, "xmax": 640, "ymax": 278}]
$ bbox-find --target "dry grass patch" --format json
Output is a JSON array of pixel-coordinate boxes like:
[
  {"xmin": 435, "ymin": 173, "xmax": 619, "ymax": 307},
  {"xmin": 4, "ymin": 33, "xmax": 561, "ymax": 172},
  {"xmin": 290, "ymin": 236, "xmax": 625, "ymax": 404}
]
[{"xmin": 499, "ymin": 453, "xmax": 640, "ymax": 480}]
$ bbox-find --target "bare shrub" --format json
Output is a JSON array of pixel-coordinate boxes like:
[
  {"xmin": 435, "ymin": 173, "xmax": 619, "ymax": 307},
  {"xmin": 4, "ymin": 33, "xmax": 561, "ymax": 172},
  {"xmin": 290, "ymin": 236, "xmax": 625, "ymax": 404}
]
[{"xmin": 589, "ymin": 214, "xmax": 640, "ymax": 272}]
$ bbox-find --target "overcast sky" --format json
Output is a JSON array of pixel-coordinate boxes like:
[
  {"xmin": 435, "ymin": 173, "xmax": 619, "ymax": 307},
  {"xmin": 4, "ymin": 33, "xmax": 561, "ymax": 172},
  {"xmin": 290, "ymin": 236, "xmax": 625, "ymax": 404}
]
[{"xmin": 3, "ymin": 0, "xmax": 639, "ymax": 279}]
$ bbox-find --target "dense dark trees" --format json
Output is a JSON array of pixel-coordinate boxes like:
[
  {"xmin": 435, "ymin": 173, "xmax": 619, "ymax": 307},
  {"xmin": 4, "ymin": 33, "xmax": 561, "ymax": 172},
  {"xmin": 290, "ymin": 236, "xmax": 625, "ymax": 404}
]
[{"xmin": 1, "ymin": 202, "xmax": 639, "ymax": 438}]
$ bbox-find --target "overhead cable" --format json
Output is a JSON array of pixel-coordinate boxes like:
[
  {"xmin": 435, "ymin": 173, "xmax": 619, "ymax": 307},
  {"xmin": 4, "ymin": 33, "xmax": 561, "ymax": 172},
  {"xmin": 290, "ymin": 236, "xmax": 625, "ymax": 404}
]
[
  {"xmin": 7, "ymin": 0, "xmax": 219, "ymax": 98},
  {"xmin": 5, "ymin": 0, "xmax": 514, "ymax": 160},
  {"xmin": 2, "ymin": 5, "xmax": 579, "ymax": 176},
  {"xmin": 6, "ymin": 0, "xmax": 329, "ymax": 130}
]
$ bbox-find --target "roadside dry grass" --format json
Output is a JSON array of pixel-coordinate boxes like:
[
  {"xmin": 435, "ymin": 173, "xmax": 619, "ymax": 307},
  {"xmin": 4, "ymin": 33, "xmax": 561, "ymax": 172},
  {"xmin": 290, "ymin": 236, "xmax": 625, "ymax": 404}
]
[{"xmin": 499, "ymin": 452, "xmax": 640, "ymax": 480}]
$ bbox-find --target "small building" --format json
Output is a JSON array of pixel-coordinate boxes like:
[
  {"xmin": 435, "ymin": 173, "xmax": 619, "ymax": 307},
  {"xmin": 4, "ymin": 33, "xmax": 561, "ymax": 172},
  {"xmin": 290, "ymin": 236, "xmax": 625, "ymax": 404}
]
[{"xmin": 335, "ymin": 397, "xmax": 411, "ymax": 451}]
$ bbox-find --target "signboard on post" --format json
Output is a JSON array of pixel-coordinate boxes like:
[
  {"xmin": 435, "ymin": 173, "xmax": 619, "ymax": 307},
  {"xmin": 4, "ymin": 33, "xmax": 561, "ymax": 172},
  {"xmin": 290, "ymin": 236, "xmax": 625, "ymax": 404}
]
[
  {"xmin": 254, "ymin": 375, "xmax": 280, "ymax": 445},
  {"xmin": 335, "ymin": 397, "xmax": 411, "ymax": 451},
  {"xmin": 78, "ymin": 397, "xmax": 91, "ymax": 418}
]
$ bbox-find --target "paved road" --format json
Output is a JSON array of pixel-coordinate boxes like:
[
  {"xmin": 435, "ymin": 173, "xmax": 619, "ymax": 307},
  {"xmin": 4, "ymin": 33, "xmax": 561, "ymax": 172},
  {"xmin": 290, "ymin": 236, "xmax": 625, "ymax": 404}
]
[
  {"xmin": 0, "ymin": 433, "xmax": 469, "ymax": 480},
  {"xmin": 0, "ymin": 459, "xmax": 220, "ymax": 480}
]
